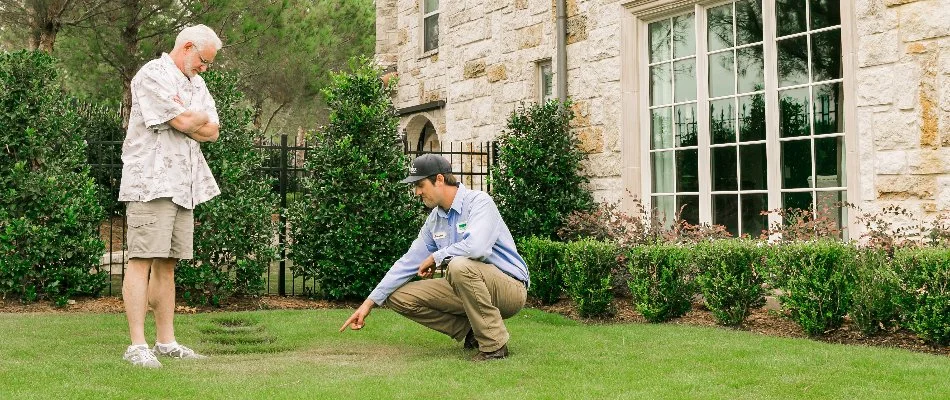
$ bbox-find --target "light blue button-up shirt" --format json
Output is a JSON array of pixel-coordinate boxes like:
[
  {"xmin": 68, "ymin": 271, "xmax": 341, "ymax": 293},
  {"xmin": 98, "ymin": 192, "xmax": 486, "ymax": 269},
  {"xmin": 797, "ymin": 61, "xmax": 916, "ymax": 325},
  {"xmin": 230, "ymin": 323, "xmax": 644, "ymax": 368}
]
[{"xmin": 367, "ymin": 185, "xmax": 529, "ymax": 305}]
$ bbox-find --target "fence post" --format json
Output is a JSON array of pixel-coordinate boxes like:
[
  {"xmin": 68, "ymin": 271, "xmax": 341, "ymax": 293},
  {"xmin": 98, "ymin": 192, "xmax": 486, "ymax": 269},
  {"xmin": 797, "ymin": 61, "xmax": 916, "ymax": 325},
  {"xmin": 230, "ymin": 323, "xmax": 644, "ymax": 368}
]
[{"xmin": 278, "ymin": 133, "xmax": 288, "ymax": 296}]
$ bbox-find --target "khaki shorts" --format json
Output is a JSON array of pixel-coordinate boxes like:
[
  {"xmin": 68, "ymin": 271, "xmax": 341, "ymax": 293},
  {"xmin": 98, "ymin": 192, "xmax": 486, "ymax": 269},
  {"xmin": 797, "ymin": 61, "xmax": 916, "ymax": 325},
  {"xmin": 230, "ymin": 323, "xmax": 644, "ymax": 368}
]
[{"xmin": 126, "ymin": 198, "xmax": 194, "ymax": 260}]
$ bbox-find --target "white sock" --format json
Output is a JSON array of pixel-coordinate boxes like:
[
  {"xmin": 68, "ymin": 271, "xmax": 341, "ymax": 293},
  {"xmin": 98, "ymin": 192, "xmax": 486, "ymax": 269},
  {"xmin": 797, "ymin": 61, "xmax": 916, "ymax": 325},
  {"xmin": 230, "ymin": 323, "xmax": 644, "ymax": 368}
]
[
  {"xmin": 156, "ymin": 341, "xmax": 179, "ymax": 349},
  {"xmin": 129, "ymin": 343, "xmax": 149, "ymax": 350}
]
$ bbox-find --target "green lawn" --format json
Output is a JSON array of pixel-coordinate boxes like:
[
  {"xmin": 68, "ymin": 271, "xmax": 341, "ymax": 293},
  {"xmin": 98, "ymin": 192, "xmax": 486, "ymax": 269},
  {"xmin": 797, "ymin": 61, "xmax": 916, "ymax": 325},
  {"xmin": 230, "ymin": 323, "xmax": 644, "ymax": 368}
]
[{"xmin": 1, "ymin": 308, "xmax": 948, "ymax": 399}]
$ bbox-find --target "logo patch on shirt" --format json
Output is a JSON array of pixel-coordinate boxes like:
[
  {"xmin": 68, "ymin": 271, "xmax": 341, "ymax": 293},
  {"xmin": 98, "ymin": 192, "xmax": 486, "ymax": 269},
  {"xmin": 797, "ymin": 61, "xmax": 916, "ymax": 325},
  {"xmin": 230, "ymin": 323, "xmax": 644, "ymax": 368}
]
[
  {"xmin": 433, "ymin": 231, "xmax": 447, "ymax": 240},
  {"xmin": 457, "ymin": 222, "xmax": 468, "ymax": 233}
]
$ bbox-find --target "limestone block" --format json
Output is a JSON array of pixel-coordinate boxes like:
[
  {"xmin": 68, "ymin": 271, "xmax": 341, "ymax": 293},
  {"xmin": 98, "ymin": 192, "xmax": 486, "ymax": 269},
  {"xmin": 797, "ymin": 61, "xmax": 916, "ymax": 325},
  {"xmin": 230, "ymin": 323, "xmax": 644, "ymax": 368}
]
[
  {"xmin": 906, "ymin": 149, "xmax": 950, "ymax": 174},
  {"xmin": 518, "ymin": 23, "xmax": 543, "ymax": 49},
  {"xmin": 898, "ymin": 0, "xmax": 950, "ymax": 42},
  {"xmin": 921, "ymin": 89, "xmax": 940, "ymax": 146},
  {"xmin": 471, "ymin": 98, "xmax": 494, "ymax": 127},
  {"xmin": 570, "ymin": 100, "xmax": 591, "ymax": 127},
  {"xmin": 858, "ymin": 32, "xmax": 901, "ymax": 67},
  {"xmin": 487, "ymin": 64, "xmax": 508, "ymax": 82},
  {"xmin": 877, "ymin": 175, "xmax": 936, "ymax": 199},
  {"xmin": 448, "ymin": 79, "xmax": 476, "ymax": 102},
  {"xmin": 855, "ymin": 0, "xmax": 899, "ymax": 35},
  {"xmin": 873, "ymin": 110, "xmax": 919, "ymax": 150},
  {"xmin": 576, "ymin": 127, "xmax": 604, "ymax": 153},
  {"xmin": 463, "ymin": 60, "xmax": 486, "ymax": 79},
  {"xmin": 460, "ymin": 42, "xmax": 492, "ymax": 64},
  {"xmin": 448, "ymin": 100, "xmax": 472, "ymax": 121},
  {"xmin": 397, "ymin": 28, "xmax": 408, "ymax": 46},
  {"xmin": 876, "ymin": 150, "xmax": 909, "ymax": 174},
  {"xmin": 582, "ymin": 152, "xmax": 622, "ymax": 178},
  {"xmin": 583, "ymin": 27, "xmax": 621, "ymax": 63},
  {"xmin": 454, "ymin": 20, "xmax": 490, "ymax": 46},
  {"xmin": 486, "ymin": 0, "xmax": 507, "ymax": 12},
  {"xmin": 605, "ymin": 125, "xmax": 620, "ymax": 153},
  {"xmin": 500, "ymin": 81, "xmax": 528, "ymax": 104},
  {"xmin": 857, "ymin": 65, "xmax": 898, "ymax": 106},
  {"xmin": 937, "ymin": 176, "xmax": 950, "ymax": 210},
  {"xmin": 566, "ymin": 15, "xmax": 588, "ymax": 45}
]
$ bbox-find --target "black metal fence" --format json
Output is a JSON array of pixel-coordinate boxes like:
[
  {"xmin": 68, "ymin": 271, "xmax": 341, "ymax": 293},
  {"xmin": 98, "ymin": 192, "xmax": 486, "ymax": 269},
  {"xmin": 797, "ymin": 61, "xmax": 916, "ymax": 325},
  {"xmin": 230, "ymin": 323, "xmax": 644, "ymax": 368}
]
[{"xmin": 86, "ymin": 129, "xmax": 497, "ymax": 296}]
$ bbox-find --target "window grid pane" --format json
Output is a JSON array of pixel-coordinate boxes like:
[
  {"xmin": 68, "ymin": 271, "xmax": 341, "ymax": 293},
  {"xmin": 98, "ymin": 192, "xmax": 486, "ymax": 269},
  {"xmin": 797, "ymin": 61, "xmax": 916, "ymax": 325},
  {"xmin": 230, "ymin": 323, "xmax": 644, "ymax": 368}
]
[
  {"xmin": 648, "ymin": 15, "xmax": 698, "ymax": 225},
  {"xmin": 644, "ymin": 1, "xmax": 845, "ymax": 232},
  {"xmin": 776, "ymin": 0, "xmax": 846, "ymax": 216}
]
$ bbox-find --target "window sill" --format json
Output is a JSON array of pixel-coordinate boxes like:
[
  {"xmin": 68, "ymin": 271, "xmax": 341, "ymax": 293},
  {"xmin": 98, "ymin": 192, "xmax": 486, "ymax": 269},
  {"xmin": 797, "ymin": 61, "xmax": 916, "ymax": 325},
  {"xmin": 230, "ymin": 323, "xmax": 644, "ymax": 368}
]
[{"xmin": 419, "ymin": 49, "xmax": 439, "ymax": 60}]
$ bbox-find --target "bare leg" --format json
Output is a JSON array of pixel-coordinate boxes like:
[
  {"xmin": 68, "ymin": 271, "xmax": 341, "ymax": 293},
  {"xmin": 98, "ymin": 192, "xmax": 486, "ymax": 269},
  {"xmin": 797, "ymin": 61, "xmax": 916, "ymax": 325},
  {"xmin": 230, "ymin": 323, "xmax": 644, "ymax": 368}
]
[
  {"xmin": 149, "ymin": 258, "xmax": 178, "ymax": 344},
  {"xmin": 123, "ymin": 258, "xmax": 153, "ymax": 345}
]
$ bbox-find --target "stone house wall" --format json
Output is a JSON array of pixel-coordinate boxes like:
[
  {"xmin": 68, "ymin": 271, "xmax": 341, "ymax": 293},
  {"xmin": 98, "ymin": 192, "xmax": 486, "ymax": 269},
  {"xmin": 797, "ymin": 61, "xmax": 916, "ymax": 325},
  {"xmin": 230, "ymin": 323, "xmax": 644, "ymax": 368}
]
[
  {"xmin": 855, "ymin": 0, "xmax": 950, "ymax": 222},
  {"xmin": 378, "ymin": 0, "xmax": 950, "ymax": 220}
]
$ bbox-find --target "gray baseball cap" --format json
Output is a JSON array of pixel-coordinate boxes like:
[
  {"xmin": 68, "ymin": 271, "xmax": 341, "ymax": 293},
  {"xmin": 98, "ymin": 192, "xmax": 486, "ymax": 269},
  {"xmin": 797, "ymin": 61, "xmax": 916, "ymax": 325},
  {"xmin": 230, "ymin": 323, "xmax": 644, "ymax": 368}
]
[{"xmin": 400, "ymin": 154, "xmax": 452, "ymax": 183}]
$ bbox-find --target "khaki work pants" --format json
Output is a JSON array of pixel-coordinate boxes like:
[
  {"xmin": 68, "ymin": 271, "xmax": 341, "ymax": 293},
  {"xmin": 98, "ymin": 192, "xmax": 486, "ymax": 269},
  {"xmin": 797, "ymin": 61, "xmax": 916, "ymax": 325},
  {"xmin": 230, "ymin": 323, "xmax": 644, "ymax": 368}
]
[{"xmin": 386, "ymin": 257, "xmax": 527, "ymax": 352}]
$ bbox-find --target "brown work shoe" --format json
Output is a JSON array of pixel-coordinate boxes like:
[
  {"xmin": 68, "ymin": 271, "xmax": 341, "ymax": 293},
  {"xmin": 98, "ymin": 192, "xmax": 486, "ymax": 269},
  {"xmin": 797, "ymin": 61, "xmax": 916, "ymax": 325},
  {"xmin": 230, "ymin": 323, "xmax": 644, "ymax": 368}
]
[
  {"xmin": 463, "ymin": 329, "xmax": 478, "ymax": 350},
  {"xmin": 472, "ymin": 344, "xmax": 509, "ymax": 361}
]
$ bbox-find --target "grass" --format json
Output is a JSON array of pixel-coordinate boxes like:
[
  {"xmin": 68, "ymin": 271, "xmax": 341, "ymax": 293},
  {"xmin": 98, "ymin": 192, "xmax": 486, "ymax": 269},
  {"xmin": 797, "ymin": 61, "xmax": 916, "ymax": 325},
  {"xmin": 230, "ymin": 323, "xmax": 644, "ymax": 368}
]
[{"xmin": 1, "ymin": 308, "xmax": 949, "ymax": 399}]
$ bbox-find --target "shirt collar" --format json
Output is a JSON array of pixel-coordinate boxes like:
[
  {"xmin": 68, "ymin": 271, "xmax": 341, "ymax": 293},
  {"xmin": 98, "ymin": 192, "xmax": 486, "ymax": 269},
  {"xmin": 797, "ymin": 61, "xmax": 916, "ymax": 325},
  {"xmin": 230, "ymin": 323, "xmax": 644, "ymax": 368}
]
[
  {"xmin": 436, "ymin": 184, "xmax": 468, "ymax": 218},
  {"xmin": 160, "ymin": 52, "xmax": 190, "ymax": 83}
]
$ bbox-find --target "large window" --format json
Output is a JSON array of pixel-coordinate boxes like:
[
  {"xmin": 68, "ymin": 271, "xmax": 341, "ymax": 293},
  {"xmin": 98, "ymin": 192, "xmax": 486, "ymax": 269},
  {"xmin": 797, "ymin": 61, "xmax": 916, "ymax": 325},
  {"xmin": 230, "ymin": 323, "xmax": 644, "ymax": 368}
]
[
  {"xmin": 646, "ymin": 0, "xmax": 845, "ymax": 237},
  {"xmin": 423, "ymin": 0, "xmax": 439, "ymax": 53}
]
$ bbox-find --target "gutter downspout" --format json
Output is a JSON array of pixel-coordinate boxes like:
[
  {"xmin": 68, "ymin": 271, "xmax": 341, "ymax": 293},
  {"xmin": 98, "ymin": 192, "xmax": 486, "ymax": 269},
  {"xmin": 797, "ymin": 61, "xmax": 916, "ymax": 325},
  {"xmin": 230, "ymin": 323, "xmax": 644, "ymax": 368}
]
[{"xmin": 556, "ymin": 0, "xmax": 568, "ymax": 102}]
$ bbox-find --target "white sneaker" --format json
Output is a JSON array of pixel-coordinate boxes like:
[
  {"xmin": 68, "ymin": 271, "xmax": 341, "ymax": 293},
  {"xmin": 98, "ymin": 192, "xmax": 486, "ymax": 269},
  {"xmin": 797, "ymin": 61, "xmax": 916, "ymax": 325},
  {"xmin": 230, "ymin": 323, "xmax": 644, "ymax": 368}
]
[
  {"xmin": 153, "ymin": 343, "xmax": 207, "ymax": 359},
  {"xmin": 123, "ymin": 345, "xmax": 162, "ymax": 368}
]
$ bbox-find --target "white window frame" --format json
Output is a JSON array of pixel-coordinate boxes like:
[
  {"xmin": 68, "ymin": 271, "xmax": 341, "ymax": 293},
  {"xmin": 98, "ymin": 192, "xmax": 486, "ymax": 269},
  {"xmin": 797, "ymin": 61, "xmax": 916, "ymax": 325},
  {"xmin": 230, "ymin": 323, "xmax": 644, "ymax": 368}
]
[
  {"xmin": 421, "ymin": 0, "xmax": 439, "ymax": 56},
  {"xmin": 537, "ymin": 59, "xmax": 555, "ymax": 103},
  {"xmin": 620, "ymin": 0, "xmax": 858, "ymax": 235}
]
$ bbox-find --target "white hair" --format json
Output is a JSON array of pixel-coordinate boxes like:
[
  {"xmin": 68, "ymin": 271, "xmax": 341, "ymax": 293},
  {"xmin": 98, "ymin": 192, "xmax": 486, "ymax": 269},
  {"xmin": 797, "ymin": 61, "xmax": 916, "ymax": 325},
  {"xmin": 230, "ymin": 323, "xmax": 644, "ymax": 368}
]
[{"xmin": 175, "ymin": 24, "xmax": 222, "ymax": 51}]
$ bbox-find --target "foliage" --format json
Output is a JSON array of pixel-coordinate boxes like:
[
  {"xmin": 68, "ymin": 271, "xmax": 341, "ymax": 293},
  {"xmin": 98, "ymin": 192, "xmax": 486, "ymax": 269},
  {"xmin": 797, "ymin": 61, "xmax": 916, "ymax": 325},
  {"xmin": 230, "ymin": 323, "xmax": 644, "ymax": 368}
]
[
  {"xmin": 894, "ymin": 247, "xmax": 950, "ymax": 345},
  {"xmin": 0, "ymin": 50, "xmax": 106, "ymax": 304},
  {"xmin": 625, "ymin": 244, "xmax": 696, "ymax": 323},
  {"xmin": 75, "ymin": 100, "xmax": 124, "ymax": 216},
  {"xmin": 288, "ymin": 57, "xmax": 421, "ymax": 300},
  {"xmin": 519, "ymin": 237, "xmax": 565, "ymax": 305},
  {"xmin": 850, "ymin": 249, "xmax": 901, "ymax": 336},
  {"xmin": 174, "ymin": 71, "xmax": 279, "ymax": 306},
  {"xmin": 559, "ymin": 239, "xmax": 617, "ymax": 317},
  {"xmin": 694, "ymin": 240, "xmax": 767, "ymax": 326},
  {"xmin": 558, "ymin": 199, "xmax": 731, "ymax": 246},
  {"xmin": 760, "ymin": 206, "xmax": 842, "ymax": 242},
  {"xmin": 769, "ymin": 240, "xmax": 856, "ymax": 336},
  {"xmin": 493, "ymin": 99, "xmax": 593, "ymax": 241}
]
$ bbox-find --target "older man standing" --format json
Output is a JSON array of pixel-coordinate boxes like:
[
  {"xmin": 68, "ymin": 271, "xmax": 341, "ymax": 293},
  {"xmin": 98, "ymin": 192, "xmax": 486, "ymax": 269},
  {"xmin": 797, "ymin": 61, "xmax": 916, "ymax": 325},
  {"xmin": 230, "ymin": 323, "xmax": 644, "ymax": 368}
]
[{"xmin": 118, "ymin": 24, "xmax": 222, "ymax": 368}]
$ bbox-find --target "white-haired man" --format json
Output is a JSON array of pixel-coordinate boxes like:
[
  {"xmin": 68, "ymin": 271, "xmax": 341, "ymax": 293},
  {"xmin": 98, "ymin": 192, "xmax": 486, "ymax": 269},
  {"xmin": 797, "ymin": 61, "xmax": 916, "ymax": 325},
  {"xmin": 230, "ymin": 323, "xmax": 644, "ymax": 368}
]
[{"xmin": 118, "ymin": 24, "xmax": 222, "ymax": 368}]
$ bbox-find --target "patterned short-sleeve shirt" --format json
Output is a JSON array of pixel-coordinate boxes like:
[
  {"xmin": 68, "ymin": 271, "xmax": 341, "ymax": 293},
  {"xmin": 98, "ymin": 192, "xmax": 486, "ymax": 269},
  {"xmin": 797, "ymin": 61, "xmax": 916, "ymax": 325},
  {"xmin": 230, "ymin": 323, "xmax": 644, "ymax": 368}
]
[{"xmin": 118, "ymin": 53, "xmax": 220, "ymax": 209}]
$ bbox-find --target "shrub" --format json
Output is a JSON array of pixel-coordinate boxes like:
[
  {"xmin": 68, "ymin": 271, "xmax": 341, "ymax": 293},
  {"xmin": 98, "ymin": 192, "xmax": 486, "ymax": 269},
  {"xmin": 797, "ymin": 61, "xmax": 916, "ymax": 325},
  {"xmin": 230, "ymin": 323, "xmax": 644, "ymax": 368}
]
[
  {"xmin": 174, "ymin": 71, "xmax": 279, "ymax": 306},
  {"xmin": 760, "ymin": 207, "xmax": 842, "ymax": 242},
  {"xmin": 850, "ymin": 248, "xmax": 900, "ymax": 336},
  {"xmin": 769, "ymin": 240, "xmax": 856, "ymax": 336},
  {"xmin": 894, "ymin": 247, "xmax": 950, "ymax": 345},
  {"xmin": 288, "ymin": 57, "xmax": 421, "ymax": 300},
  {"xmin": 493, "ymin": 100, "xmax": 593, "ymax": 240},
  {"xmin": 518, "ymin": 237, "xmax": 565, "ymax": 305},
  {"xmin": 0, "ymin": 50, "xmax": 106, "ymax": 305},
  {"xmin": 558, "ymin": 199, "xmax": 731, "ymax": 247},
  {"xmin": 694, "ymin": 240, "xmax": 766, "ymax": 326},
  {"xmin": 560, "ymin": 239, "xmax": 616, "ymax": 317},
  {"xmin": 625, "ymin": 244, "xmax": 695, "ymax": 322}
]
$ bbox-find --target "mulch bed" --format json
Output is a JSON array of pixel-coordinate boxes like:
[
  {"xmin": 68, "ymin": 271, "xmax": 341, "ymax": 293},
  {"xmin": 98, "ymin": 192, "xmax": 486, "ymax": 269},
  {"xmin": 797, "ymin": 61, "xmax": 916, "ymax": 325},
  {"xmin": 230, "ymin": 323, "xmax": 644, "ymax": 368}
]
[{"xmin": 2, "ymin": 295, "xmax": 946, "ymax": 356}]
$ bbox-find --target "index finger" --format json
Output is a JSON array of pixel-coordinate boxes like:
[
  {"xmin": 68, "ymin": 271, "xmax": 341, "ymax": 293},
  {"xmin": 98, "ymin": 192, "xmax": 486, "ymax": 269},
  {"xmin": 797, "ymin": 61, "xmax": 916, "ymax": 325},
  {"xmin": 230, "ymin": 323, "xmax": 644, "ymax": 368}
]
[{"xmin": 339, "ymin": 316, "xmax": 355, "ymax": 332}]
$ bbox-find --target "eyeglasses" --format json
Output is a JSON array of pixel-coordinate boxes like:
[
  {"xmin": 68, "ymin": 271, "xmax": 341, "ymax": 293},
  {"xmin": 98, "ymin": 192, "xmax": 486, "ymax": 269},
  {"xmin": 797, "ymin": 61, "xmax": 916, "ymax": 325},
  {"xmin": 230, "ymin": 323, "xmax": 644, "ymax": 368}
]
[{"xmin": 197, "ymin": 52, "xmax": 213, "ymax": 68}]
